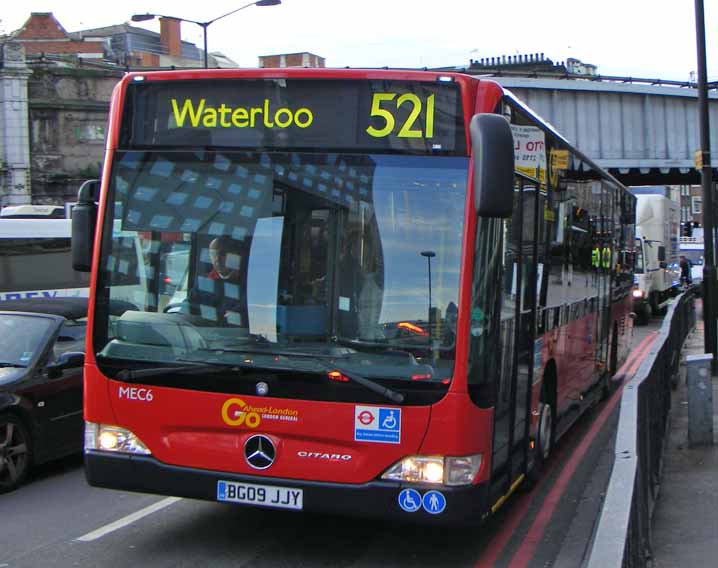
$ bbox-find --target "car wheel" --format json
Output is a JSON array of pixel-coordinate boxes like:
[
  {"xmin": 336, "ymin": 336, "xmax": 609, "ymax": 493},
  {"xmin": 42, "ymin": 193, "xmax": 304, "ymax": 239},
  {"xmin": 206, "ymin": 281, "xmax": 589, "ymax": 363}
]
[{"xmin": 0, "ymin": 414, "xmax": 32, "ymax": 493}]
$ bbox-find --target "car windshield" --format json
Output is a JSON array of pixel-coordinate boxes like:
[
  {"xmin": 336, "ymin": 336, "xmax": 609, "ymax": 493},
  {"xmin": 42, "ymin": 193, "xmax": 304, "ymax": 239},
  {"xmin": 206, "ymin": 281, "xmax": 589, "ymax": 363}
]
[
  {"xmin": 0, "ymin": 314, "xmax": 54, "ymax": 367},
  {"xmin": 94, "ymin": 151, "xmax": 468, "ymax": 402}
]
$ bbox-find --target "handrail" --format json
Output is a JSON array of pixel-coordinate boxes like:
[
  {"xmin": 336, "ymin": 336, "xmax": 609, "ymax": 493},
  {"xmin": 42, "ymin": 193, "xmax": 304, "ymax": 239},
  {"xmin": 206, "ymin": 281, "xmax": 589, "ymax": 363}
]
[{"xmin": 586, "ymin": 288, "xmax": 696, "ymax": 567}]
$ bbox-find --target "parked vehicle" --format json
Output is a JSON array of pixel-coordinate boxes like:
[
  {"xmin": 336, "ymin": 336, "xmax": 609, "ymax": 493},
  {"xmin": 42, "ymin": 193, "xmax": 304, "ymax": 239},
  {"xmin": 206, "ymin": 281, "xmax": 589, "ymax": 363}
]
[
  {"xmin": 631, "ymin": 193, "xmax": 681, "ymax": 323},
  {"xmin": 0, "ymin": 204, "xmax": 65, "ymax": 219},
  {"xmin": 0, "ymin": 298, "xmax": 132, "ymax": 492},
  {"xmin": 0, "ymin": 218, "xmax": 90, "ymax": 301}
]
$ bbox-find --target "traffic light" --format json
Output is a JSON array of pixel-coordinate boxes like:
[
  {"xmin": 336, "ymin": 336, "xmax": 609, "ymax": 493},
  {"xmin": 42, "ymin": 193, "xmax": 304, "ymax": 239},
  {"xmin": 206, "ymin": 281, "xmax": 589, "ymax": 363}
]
[{"xmin": 683, "ymin": 221, "xmax": 693, "ymax": 237}]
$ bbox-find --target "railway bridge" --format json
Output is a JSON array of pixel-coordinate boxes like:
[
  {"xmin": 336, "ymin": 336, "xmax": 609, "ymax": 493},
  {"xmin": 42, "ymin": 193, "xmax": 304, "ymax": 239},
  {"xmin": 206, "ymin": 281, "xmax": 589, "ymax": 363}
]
[{"xmin": 483, "ymin": 75, "xmax": 718, "ymax": 185}]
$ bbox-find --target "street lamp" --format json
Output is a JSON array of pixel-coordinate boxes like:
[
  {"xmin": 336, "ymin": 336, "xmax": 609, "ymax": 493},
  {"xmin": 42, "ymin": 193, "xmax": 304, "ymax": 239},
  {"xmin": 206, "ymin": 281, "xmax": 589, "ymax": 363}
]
[
  {"xmin": 131, "ymin": 0, "xmax": 281, "ymax": 69},
  {"xmin": 420, "ymin": 250, "xmax": 436, "ymax": 352},
  {"xmin": 694, "ymin": 0, "xmax": 717, "ymax": 368}
]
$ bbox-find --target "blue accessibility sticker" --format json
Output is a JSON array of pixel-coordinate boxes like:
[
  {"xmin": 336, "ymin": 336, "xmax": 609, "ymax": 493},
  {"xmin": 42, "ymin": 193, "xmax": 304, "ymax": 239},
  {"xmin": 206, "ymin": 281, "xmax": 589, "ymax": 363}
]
[
  {"xmin": 422, "ymin": 490, "xmax": 446, "ymax": 514},
  {"xmin": 398, "ymin": 488, "xmax": 422, "ymax": 513},
  {"xmin": 354, "ymin": 406, "xmax": 401, "ymax": 444}
]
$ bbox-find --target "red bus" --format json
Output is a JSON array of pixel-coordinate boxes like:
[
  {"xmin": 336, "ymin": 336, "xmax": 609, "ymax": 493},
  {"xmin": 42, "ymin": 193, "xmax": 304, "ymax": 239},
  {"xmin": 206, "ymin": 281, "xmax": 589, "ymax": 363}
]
[{"xmin": 73, "ymin": 68, "xmax": 635, "ymax": 523}]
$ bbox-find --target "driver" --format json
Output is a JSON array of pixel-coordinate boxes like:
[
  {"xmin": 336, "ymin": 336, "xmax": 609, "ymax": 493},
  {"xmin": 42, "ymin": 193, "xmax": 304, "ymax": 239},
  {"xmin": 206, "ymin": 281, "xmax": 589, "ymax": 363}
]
[
  {"xmin": 187, "ymin": 236, "xmax": 244, "ymax": 325},
  {"xmin": 208, "ymin": 236, "xmax": 241, "ymax": 282}
]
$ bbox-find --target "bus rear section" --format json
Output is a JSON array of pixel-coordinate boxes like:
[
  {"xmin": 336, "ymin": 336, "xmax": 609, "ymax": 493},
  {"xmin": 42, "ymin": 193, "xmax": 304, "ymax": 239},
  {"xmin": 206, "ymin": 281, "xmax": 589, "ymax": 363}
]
[{"xmin": 79, "ymin": 68, "xmax": 633, "ymax": 524}]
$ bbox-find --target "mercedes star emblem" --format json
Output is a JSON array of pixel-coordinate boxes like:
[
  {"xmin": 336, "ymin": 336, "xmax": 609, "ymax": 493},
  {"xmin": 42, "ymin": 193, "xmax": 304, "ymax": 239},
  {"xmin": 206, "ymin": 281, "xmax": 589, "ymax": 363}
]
[{"xmin": 244, "ymin": 435, "xmax": 276, "ymax": 470}]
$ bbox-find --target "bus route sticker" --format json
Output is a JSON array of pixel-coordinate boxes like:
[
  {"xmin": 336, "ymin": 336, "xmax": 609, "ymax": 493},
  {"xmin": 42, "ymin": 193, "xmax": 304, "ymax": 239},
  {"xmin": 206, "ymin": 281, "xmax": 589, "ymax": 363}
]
[{"xmin": 354, "ymin": 406, "xmax": 401, "ymax": 444}]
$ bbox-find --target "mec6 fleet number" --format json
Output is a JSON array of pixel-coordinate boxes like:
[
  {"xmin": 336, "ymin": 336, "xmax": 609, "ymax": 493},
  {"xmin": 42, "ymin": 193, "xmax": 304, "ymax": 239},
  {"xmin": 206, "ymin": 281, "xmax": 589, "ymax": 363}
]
[{"xmin": 119, "ymin": 386, "xmax": 154, "ymax": 401}]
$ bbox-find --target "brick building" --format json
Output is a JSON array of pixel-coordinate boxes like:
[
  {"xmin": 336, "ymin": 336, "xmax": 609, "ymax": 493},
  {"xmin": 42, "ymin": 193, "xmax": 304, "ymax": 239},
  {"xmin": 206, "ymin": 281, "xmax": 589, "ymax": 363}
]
[
  {"xmin": 9, "ymin": 12, "xmax": 104, "ymax": 59},
  {"xmin": 259, "ymin": 52, "xmax": 325, "ymax": 68},
  {"xmin": 678, "ymin": 185, "xmax": 702, "ymax": 227},
  {"xmin": 0, "ymin": 40, "xmax": 121, "ymax": 207},
  {"xmin": 0, "ymin": 12, "xmax": 240, "ymax": 207},
  {"xmin": 7, "ymin": 12, "xmax": 237, "ymax": 69}
]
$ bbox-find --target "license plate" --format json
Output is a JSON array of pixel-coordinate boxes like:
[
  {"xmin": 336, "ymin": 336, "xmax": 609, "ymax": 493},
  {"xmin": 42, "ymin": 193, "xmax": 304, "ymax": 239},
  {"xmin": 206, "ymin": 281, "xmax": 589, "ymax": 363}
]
[{"xmin": 217, "ymin": 480, "xmax": 303, "ymax": 510}]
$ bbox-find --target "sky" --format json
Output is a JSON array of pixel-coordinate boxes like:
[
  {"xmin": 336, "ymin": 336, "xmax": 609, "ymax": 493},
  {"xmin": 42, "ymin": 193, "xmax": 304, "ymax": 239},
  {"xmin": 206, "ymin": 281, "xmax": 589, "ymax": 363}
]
[{"xmin": 1, "ymin": 0, "xmax": 717, "ymax": 81}]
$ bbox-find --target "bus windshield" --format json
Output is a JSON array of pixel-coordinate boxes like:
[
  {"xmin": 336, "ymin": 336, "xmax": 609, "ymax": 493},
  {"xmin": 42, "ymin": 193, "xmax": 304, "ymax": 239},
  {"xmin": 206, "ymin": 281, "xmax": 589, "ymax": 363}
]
[{"xmin": 95, "ymin": 150, "xmax": 468, "ymax": 401}]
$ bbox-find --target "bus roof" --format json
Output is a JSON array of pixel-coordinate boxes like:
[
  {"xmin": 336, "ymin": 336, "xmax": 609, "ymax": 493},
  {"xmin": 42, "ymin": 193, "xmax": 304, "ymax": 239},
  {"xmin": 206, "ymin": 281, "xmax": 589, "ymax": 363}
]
[{"xmin": 0, "ymin": 218, "xmax": 72, "ymax": 238}]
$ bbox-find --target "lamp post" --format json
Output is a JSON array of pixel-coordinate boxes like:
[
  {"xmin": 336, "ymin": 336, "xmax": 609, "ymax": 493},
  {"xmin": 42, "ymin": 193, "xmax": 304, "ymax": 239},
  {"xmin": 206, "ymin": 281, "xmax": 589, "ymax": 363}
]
[
  {"xmin": 420, "ymin": 250, "xmax": 436, "ymax": 353},
  {"xmin": 694, "ymin": 0, "xmax": 717, "ymax": 368},
  {"xmin": 132, "ymin": 0, "xmax": 281, "ymax": 69}
]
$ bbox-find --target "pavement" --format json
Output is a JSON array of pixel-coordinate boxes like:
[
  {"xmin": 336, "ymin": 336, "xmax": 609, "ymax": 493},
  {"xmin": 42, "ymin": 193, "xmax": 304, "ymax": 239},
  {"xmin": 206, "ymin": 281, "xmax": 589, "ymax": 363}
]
[{"xmin": 651, "ymin": 303, "xmax": 718, "ymax": 567}]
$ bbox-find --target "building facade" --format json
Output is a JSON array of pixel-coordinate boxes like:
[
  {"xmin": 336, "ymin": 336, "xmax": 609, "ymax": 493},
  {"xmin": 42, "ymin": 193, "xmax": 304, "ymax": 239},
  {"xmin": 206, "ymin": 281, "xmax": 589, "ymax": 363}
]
[
  {"xmin": 0, "ymin": 12, "xmax": 242, "ymax": 207},
  {"xmin": 259, "ymin": 52, "xmax": 325, "ymax": 68}
]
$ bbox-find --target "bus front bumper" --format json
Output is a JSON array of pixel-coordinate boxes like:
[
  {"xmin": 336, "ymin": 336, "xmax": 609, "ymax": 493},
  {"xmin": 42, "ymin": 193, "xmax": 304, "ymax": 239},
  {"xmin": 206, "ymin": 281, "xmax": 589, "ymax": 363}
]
[{"xmin": 85, "ymin": 450, "xmax": 490, "ymax": 524}]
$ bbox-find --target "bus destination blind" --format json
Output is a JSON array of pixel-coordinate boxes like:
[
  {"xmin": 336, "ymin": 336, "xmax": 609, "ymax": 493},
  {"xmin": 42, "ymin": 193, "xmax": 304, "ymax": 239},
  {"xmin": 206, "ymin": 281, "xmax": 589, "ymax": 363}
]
[{"xmin": 120, "ymin": 79, "xmax": 466, "ymax": 155}]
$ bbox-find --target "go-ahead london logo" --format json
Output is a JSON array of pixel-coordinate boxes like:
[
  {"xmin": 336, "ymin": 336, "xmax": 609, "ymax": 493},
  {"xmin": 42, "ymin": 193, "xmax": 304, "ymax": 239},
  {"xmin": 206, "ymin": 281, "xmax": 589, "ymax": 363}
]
[{"xmin": 221, "ymin": 398, "xmax": 299, "ymax": 429}]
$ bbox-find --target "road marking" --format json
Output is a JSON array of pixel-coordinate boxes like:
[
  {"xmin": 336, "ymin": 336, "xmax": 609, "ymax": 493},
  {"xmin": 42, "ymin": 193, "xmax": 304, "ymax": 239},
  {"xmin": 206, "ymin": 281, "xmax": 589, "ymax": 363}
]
[
  {"xmin": 476, "ymin": 331, "xmax": 660, "ymax": 567},
  {"xmin": 75, "ymin": 497, "xmax": 182, "ymax": 542},
  {"xmin": 506, "ymin": 331, "xmax": 659, "ymax": 568},
  {"xmin": 613, "ymin": 331, "xmax": 658, "ymax": 382}
]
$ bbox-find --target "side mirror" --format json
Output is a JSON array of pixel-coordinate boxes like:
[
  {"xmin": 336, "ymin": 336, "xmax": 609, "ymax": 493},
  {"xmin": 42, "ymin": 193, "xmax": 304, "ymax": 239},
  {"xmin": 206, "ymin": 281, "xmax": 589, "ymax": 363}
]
[
  {"xmin": 470, "ymin": 114, "xmax": 514, "ymax": 218},
  {"xmin": 46, "ymin": 351, "xmax": 85, "ymax": 378},
  {"xmin": 72, "ymin": 179, "xmax": 99, "ymax": 272},
  {"xmin": 657, "ymin": 245, "xmax": 666, "ymax": 262}
]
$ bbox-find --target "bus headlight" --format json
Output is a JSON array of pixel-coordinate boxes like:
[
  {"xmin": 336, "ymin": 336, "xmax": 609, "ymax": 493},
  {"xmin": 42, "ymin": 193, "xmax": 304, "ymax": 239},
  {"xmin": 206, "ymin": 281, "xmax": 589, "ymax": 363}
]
[
  {"xmin": 380, "ymin": 454, "xmax": 482, "ymax": 486},
  {"xmin": 632, "ymin": 289, "xmax": 645, "ymax": 299},
  {"xmin": 84, "ymin": 422, "xmax": 151, "ymax": 455}
]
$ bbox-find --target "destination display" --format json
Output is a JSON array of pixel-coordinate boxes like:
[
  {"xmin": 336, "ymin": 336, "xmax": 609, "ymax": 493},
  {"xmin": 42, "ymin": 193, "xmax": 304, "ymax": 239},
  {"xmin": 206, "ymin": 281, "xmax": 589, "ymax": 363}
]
[{"xmin": 119, "ymin": 78, "xmax": 466, "ymax": 155}]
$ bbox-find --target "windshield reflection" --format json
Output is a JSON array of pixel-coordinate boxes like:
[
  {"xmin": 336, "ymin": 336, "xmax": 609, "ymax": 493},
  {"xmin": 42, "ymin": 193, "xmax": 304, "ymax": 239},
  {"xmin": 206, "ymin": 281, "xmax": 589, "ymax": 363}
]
[{"xmin": 96, "ymin": 151, "xmax": 468, "ymax": 398}]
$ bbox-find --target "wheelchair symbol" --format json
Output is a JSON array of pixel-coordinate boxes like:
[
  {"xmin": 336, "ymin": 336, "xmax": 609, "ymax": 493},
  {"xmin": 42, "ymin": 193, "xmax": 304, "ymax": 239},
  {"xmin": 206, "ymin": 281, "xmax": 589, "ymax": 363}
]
[
  {"xmin": 382, "ymin": 410, "xmax": 398, "ymax": 430},
  {"xmin": 398, "ymin": 489, "xmax": 422, "ymax": 513}
]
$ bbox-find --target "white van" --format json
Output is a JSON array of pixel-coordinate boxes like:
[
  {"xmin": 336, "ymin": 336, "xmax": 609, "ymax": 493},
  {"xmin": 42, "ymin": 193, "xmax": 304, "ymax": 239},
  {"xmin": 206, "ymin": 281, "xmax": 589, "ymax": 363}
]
[
  {"xmin": 0, "ymin": 204, "xmax": 65, "ymax": 219},
  {"xmin": 0, "ymin": 219, "xmax": 90, "ymax": 301},
  {"xmin": 0, "ymin": 210, "xmax": 149, "ymax": 307}
]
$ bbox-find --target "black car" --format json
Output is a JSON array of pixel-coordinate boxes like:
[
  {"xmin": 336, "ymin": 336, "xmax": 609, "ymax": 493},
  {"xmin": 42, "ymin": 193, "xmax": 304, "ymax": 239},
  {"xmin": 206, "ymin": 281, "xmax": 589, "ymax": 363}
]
[{"xmin": 0, "ymin": 298, "xmax": 89, "ymax": 493}]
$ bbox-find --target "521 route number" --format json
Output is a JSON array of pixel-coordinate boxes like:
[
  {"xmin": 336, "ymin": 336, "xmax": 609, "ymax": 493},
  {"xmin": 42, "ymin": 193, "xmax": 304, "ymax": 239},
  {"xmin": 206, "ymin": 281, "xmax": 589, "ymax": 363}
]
[{"xmin": 366, "ymin": 93, "xmax": 435, "ymax": 139}]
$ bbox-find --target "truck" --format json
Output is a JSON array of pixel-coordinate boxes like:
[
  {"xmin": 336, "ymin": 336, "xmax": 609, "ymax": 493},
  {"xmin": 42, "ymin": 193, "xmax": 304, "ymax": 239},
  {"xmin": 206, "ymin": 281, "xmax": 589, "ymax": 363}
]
[{"xmin": 632, "ymin": 193, "xmax": 681, "ymax": 323}]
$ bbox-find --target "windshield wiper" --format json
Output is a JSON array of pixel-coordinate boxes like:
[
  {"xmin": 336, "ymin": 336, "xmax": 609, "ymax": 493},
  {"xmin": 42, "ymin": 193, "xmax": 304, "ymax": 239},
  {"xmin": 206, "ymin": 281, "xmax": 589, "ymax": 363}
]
[
  {"xmin": 114, "ymin": 360, "xmax": 238, "ymax": 381},
  {"xmin": 199, "ymin": 348, "xmax": 404, "ymax": 404},
  {"xmin": 0, "ymin": 362, "xmax": 26, "ymax": 368},
  {"xmin": 322, "ymin": 364, "xmax": 405, "ymax": 404}
]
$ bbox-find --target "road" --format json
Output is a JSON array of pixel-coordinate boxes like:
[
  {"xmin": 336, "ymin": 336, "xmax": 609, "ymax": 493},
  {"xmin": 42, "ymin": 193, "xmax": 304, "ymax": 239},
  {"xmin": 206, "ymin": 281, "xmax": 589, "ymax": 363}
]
[{"xmin": 0, "ymin": 316, "xmax": 662, "ymax": 568}]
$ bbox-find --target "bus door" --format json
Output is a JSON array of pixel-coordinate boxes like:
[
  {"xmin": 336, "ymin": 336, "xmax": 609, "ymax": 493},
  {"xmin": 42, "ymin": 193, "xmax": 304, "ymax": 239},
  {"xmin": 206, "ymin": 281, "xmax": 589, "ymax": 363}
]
[
  {"xmin": 490, "ymin": 175, "xmax": 539, "ymax": 501},
  {"xmin": 594, "ymin": 182, "xmax": 614, "ymax": 377}
]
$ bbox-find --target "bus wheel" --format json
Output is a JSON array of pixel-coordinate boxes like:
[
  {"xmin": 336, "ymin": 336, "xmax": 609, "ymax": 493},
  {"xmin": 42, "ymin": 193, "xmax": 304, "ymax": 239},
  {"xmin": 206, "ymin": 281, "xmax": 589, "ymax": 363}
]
[
  {"xmin": 0, "ymin": 414, "xmax": 32, "ymax": 494},
  {"xmin": 536, "ymin": 400, "xmax": 553, "ymax": 462},
  {"xmin": 526, "ymin": 394, "xmax": 553, "ymax": 487}
]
